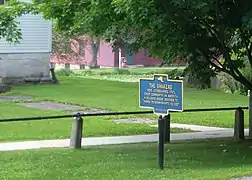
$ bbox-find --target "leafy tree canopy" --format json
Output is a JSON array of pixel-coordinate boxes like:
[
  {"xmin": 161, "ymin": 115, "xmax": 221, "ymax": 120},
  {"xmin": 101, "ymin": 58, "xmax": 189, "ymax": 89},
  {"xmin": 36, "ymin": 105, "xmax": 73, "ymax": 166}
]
[
  {"xmin": 0, "ymin": 0, "xmax": 35, "ymax": 42},
  {"xmin": 3, "ymin": 0, "xmax": 252, "ymax": 89}
]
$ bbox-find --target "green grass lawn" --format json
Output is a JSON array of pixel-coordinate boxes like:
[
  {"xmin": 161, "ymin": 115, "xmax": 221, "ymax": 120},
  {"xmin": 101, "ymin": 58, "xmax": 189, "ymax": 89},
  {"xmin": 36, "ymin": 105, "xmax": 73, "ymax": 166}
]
[
  {"xmin": 0, "ymin": 107, "xmax": 188, "ymax": 142},
  {"xmin": 0, "ymin": 101, "xmax": 191, "ymax": 141},
  {"xmin": 0, "ymin": 76, "xmax": 249, "ymax": 141},
  {"xmin": 1, "ymin": 139, "xmax": 252, "ymax": 180},
  {"xmin": 10, "ymin": 76, "xmax": 249, "ymax": 126}
]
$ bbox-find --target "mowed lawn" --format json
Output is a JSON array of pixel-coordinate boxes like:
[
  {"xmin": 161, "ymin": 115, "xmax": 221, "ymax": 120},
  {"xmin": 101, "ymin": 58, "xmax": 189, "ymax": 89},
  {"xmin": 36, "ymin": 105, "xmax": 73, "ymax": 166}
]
[
  {"xmin": 1, "ymin": 103, "xmax": 184, "ymax": 142},
  {"xmin": 0, "ymin": 76, "xmax": 248, "ymax": 141},
  {"xmin": 10, "ymin": 76, "xmax": 248, "ymax": 124},
  {"xmin": 1, "ymin": 139, "xmax": 252, "ymax": 180}
]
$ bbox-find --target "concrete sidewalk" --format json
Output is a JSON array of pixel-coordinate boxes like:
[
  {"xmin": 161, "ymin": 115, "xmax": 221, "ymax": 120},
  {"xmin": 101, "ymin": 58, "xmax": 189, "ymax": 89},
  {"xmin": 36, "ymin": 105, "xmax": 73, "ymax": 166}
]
[
  {"xmin": 0, "ymin": 129, "xmax": 248, "ymax": 152},
  {"xmin": 168, "ymin": 123, "xmax": 230, "ymax": 131}
]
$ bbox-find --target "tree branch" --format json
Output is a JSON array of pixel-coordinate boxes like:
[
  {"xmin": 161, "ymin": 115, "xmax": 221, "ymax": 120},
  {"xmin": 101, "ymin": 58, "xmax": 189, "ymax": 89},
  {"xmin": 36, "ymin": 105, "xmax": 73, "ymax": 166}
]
[
  {"xmin": 239, "ymin": 28, "xmax": 252, "ymax": 68},
  {"xmin": 203, "ymin": 24, "xmax": 244, "ymax": 81},
  {"xmin": 200, "ymin": 49, "xmax": 228, "ymax": 73},
  {"xmin": 249, "ymin": 41, "xmax": 252, "ymax": 67},
  {"xmin": 199, "ymin": 48, "xmax": 252, "ymax": 89},
  {"xmin": 211, "ymin": 56, "xmax": 225, "ymax": 69}
]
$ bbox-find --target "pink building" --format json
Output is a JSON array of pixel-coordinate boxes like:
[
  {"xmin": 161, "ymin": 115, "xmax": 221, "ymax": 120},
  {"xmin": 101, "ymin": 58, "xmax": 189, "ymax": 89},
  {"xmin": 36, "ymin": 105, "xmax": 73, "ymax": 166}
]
[{"xmin": 50, "ymin": 40, "xmax": 162, "ymax": 69}]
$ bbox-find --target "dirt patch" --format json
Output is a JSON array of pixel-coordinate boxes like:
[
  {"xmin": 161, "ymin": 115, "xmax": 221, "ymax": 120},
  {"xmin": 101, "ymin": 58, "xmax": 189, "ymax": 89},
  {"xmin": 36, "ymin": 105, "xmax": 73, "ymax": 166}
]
[
  {"xmin": 18, "ymin": 101, "xmax": 83, "ymax": 111},
  {"xmin": 72, "ymin": 108, "xmax": 111, "ymax": 114},
  {"xmin": 230, "ymin": 176, "xmax": 252, "ymax": 180},
  {"xmin": 17, "ymin": 101, "xmax": 110, "ymax": 114},
  {"xmin": 0, "ymin": 95, "xmax": 33, "ymax": 101}
]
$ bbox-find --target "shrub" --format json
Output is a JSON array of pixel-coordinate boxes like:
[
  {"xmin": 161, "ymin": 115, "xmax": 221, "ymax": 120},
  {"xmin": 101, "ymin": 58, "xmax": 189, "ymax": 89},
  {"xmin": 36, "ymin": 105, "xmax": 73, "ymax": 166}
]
[
  {"xmin": 154, "ymin": 68, "xmax": 184, "ymax": 79},
  {"xmin": 168, "ymin": 69, "xmax": 184, "ymax": 79},
  {"xmin": 219, "ymin": 63, "xmax": 252, "ymax": 95},
  {"xmin": 98, "ymin": 71, "xmax": 113, "ymax": 76},
  {"xmin": 130, "ymin": 70, "xmax": 155, "ymax": 75},
  {"xmin": 184, "ymin": 56, "xmax": 216, "ymax": 89},
  {"xmin": 56, "ymin": 68, "xmax": 74, "ymax": 76},
  {"xmin": 219, "ymin": 73, "xmax": 240, "ymax": 94},
  {"xmin": 112, "ymin": 68, "xmax": 131, "ymax": 75},
  {"xmin": 143, "ymin": 71, "xmax": 156, "ymax": 75},
  {"xmin": 80, "ymin": 70, "xmax": 95, "ymax": 76},
  {"xmin": 240, "ymin": 63, "xmax": 252, "ymax": 95}
]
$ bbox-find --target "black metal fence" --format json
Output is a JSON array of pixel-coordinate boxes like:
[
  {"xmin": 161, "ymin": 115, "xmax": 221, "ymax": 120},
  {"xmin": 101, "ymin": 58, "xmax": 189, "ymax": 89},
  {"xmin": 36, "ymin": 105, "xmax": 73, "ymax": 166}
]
[
  {"xmin": 0, "ymin": 106, "xmax": 248, "ymax": 169},
  {"xmin": 0, "ymin": 106, "xmax": 248, "ymax": 122}
]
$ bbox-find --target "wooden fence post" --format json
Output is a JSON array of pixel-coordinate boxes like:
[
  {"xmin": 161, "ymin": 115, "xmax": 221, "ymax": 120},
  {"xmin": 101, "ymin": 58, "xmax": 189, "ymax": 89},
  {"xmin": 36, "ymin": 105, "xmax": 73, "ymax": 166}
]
[
  {"xmin": 70, "ymin": 114, "xmax": 83, "ymax": 149},
  {"xmin": 234, "ymin": 108, "xmax": 244, "ymax": 140},
  {"xmin": 164, "ymin": 114, "xmax": 171, "ymax": 144}
]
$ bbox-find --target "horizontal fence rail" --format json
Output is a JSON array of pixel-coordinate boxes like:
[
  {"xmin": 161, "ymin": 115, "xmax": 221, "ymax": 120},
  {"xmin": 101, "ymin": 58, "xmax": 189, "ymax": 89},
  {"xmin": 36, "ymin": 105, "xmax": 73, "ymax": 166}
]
[
  {"xmin": 0, "ymin": 106, "xmax": 248, "ymax": 123},
  {"xmin": 0, "ymin": 105, "xmax": 248, "ymax": 167}
]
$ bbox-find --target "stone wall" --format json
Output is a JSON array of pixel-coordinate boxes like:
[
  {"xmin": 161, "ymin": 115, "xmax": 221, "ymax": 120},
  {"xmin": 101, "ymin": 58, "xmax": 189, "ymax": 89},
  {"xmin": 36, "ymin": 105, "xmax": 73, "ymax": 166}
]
[{"xmin": 0, "ymin": 53, "xmax": 51, "ymax": 84}]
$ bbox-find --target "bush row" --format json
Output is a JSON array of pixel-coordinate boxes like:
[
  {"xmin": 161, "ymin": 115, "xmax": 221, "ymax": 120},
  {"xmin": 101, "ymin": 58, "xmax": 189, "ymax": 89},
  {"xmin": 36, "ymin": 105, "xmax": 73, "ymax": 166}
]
[
  {"xmin": 55, "ymin": 68, "xmax": 185, "ymax": 79},
  {"xmin": 55, "ymin": 67, "xmax": 252, "ymax": 96}
]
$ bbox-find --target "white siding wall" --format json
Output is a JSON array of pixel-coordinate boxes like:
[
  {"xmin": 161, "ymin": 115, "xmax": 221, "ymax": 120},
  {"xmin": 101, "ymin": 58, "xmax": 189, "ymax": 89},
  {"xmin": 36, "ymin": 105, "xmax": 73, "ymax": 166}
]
[
  {"xmin": 0, "ymin": 13, "xmax": 52, "ymax": 53},
  {"xmin": 0, "ymin": 2, "xmax": 52, "ymax": 81}
]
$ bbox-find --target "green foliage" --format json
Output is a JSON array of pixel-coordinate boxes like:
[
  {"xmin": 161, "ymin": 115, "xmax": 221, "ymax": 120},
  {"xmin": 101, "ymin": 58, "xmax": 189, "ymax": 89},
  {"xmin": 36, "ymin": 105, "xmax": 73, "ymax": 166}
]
[
  {"xmin": 154, "ymin": 69, "xmax": 184, "ymax": 80},
  {"xmin": 240, "ymin": 66, "xmax": 252, "ymax": 94},
  {"xmin": 219, "ymin": 73, "xmax": 241, "ymax": 94},
  {"xmin": 79, "ymin": 70, "xmax": 95, "ymax": 76},
  {"xmin": 57, "ymin": 67, "xmax": 185, "ymax": 83},
  {"xmin": 32, "ymin": 0, "xmax": 252, "ymax": 89},
  {"xmin": 0, "ymin": 0, "xmax": 36, "ymax": 42},
  {"xmin": 220, "ymin": 58, "xmax": 252, "ymax": 95},
  {"xmin": 56, "ymin": 69, "xmax": 74, "ymax": 77},
  {"xmin": 112, "ymin": 68, "xmax": 130, "ymax": 75},
  {"xmin": 97, "ymin": 71, "xmax": 114, "ymax": 76},
  {"xmin": 184, "ymin": 54, "xmax": 216, "ymax": 89}
]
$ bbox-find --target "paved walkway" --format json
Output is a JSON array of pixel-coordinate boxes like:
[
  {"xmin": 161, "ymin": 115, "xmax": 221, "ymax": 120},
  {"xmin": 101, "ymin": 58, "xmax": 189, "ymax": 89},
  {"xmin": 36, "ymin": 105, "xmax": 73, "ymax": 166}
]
[
  {"xmin": 230, "ymin": 176, "xmax": 252, "ymax": 180},
  {"xmin": 0, "ymin": 129, "xmax": 249, "ymax": 152},
  {"xmin": 160, "ymin": 123, "xmax": 230, "ymax": 131}
]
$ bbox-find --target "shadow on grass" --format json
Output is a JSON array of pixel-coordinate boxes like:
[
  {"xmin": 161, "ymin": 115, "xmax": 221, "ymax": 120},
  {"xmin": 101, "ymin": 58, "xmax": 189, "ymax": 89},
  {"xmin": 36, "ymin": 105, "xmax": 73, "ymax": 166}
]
[
  {"xmin": 1, "ymin": 138, "xmax": 252, "ymax": 180},
  {"xmin": 80, "ymin": 139, "xmax": 252, "ymax": 179}
]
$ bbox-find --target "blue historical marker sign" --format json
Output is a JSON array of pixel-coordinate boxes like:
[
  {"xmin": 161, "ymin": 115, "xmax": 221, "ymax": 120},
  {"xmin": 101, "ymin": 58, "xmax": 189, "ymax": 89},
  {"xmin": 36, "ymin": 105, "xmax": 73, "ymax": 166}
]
[{"xmin": 139, "ymin": 74, "xmax": 183, "ymax": 115}]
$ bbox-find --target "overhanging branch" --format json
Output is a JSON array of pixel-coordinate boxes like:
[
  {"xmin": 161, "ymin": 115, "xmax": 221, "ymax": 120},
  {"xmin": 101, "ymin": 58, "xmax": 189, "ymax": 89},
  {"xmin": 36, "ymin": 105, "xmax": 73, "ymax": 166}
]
[
  {"xmin": 199, "ymin": 48, "xmax": 252, "ymax": 89},
  {"xmin": 249, "ymin": 41, "xmax": 252, "ymax": 67},
  {"xmin": 200, "ymin": 49, "xmax": 228, "ymax": 73},
  {"xmin": 239, "ymin": 28, "xmax": 252, "ymax": 68}
]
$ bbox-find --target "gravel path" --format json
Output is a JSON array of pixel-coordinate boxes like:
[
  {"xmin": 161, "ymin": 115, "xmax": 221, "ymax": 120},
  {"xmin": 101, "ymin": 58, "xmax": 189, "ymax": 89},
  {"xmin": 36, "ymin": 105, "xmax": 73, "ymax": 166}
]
[
  {"xmin": 0, "ymin": 95, "xmax": 33, "ymax": 101},
  {"xmin": 230, "ymin": 176, "xmax": 252, "ymax": 180}
]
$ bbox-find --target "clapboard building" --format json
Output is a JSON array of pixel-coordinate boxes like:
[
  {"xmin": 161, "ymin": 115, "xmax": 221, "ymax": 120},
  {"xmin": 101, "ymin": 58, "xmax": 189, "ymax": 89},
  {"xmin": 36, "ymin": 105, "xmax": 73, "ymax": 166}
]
[{"xmin": 0, "ymin": 0, "xmax": 52, "ymax": 84}]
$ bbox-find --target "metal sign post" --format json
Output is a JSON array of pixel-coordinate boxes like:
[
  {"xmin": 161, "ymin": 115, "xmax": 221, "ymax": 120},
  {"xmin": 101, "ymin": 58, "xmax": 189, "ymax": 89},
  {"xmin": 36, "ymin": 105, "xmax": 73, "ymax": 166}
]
[{"xmin": 139, "ymin": 74, "xmax": 184, "ymax": 169}]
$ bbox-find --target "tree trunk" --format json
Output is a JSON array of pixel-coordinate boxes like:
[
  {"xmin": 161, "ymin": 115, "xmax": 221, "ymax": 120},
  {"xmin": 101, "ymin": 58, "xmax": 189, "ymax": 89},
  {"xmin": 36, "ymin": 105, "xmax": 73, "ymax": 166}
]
[
  {"xmin": 88, "ymin": 38, "xmax": 100, "ymax": 68},
  {"xmin": 78, "ymin": 40, "xmax": 85, "ymax": 56},
  {"xmin": 249, "ymin": 90, "xmax": 252, "ymax": 138},
  {"xmin": 76, "ymin": 39, "xmax": 86, "ymax": 64}
]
